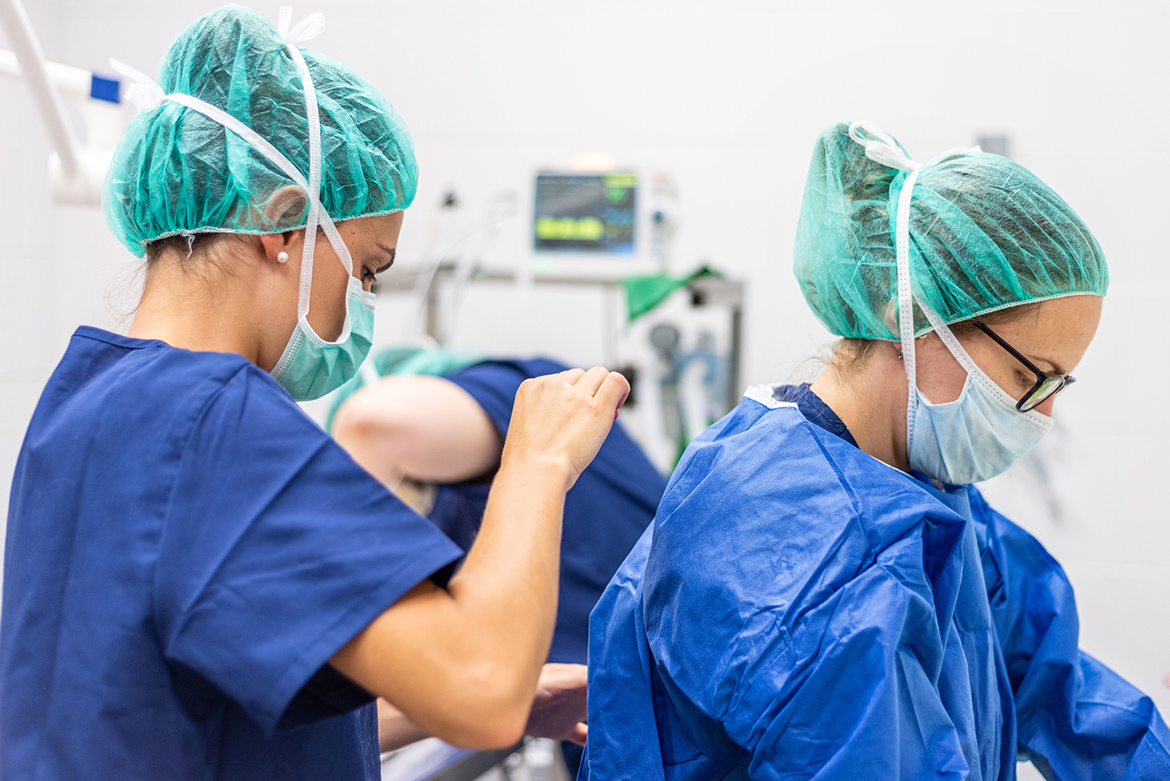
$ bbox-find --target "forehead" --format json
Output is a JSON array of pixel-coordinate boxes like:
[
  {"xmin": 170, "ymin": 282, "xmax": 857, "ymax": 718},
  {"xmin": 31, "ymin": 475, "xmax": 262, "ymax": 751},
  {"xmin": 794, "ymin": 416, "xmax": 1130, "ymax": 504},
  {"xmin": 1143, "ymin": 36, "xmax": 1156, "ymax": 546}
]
[
  {"xmin": 341, "ymin": 211, "xmax": 404, "ymax": 242},
  {"xmin": 998, "ymin": 295, "xmax": 1103, "ymax": 370}
]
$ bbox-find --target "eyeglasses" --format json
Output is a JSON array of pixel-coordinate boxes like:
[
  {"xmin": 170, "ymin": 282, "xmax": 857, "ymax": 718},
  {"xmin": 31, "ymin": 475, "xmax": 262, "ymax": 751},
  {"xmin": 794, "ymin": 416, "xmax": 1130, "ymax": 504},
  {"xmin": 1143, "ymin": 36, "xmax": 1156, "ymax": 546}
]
[{"xmin": 971, "ymin": 321, "xmax": 1075, "ymax": 413}]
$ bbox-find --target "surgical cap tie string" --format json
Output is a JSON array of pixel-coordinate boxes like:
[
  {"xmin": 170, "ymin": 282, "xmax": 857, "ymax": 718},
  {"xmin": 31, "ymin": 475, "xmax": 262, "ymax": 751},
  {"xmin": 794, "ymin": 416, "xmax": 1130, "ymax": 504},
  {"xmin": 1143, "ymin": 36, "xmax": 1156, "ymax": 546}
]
[
  {"xmin": 848, "ymin": 120, "xmax": 921, "ymax": 173},
  {"xmin": 848, "ymin": 119, "xmax": 981, "ymax": 464},
  {"xmin": 277, "ymin": 7, "xmax": 325, "ymax": 43},
  {"xmin": 275, "ymin": 8, "xmax": 349, "ymax": 323},
  {"xmin": 893, "ymin": 167, "xmax": 922, "ymax": 452},
  {"xmin": 109, "ymin": 7, "xmax": 353, "ymax": 325}
]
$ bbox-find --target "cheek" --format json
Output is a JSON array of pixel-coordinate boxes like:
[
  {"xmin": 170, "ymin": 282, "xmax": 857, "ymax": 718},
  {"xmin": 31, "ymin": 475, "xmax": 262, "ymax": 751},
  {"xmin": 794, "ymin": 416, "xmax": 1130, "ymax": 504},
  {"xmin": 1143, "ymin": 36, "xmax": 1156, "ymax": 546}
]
[
  {"xmin": 304, "ymin": 257, "xmax": 351, "ymax": 341},
  {"xmin": 915, "ymin": 351, "xmax": 970, "ymax": 404}
]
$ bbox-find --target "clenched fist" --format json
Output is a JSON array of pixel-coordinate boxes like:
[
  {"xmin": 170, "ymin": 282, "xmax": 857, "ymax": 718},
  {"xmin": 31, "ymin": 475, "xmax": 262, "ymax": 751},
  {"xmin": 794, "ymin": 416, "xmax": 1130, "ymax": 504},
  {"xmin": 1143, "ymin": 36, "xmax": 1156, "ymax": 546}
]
[{"xmin": 504, "ymin": 367, "xmax": 630, "ymax": 491}]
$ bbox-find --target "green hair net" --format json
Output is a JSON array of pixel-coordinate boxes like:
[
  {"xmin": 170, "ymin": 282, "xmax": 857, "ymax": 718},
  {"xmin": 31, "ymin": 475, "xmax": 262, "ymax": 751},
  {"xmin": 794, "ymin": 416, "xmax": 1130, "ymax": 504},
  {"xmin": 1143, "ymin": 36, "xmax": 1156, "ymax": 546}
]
[
  {"xmin": 793, "ymin": 121, "xmax": 1108, "ymax": 340},
  {"xmin": 324, "ymin": 345, "xmax": 484, "ymax": 433},
  {"xmin": 103, "ymin": 5, "xmax": 417, "ymax": 257}
]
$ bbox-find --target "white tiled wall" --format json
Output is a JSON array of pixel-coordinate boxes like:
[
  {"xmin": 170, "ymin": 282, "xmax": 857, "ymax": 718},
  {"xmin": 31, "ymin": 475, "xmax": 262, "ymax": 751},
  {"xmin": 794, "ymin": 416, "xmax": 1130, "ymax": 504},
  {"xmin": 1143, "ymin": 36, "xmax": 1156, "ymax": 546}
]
[{"xmin": 2, "ymin": 0, "xmax": 1167, "ymax": 755}]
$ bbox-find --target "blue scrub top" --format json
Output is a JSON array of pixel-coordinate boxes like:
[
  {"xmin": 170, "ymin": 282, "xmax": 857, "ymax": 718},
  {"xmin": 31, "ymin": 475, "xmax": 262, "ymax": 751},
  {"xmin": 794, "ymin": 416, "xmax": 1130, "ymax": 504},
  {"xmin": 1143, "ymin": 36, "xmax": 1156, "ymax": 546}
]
[
  {"xmin": 580, "ymin": 384, "xmax": 1170, "ymax": 781},
  {"xmin": 428, "ymin": 358, "xmax": 667, "ymax": 665},
  {"xmin": 0, "ymin": 328, "xmax": 463, "ymax": 781}
]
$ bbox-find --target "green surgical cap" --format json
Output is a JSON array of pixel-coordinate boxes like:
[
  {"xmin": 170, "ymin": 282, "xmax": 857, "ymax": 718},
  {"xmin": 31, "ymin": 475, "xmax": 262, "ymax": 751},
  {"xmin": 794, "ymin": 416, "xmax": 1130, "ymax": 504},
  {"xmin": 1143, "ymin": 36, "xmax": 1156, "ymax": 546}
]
[
  {"xmin": 103, "ymin": 5, "xmax": 417, "ymax": 257},
  {"xmin": 793, "ymin": 122, "xmax": 1108, "ymax": 340}
]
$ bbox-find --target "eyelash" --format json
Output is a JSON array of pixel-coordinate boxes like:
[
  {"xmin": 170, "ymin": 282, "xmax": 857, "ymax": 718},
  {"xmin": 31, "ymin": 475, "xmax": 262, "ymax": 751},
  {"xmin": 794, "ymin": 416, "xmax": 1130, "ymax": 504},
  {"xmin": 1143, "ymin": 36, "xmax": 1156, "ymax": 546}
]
[{"xmin": 361, "ymin": 266, "xmax": 377, "ymax": 282}]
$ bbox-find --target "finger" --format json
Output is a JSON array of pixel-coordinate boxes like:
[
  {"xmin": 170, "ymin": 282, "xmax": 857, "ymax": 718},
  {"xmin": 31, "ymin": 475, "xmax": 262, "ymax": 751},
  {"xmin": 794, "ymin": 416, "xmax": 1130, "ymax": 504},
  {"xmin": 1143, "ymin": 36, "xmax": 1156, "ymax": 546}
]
[
  {"xmin": 594, "ymin": 371, "xmax": 631, "ymax": 412},
  {"xmin": 568, "ymin": 721, "xmax": 588, "ymax": 746},
  {"xmin": 572, "ymin": 366, "xmax": 611, "ymax": 396},
  {"xmin": 557, "ymin": 368, "xmax": 586, "ymax": 385}
]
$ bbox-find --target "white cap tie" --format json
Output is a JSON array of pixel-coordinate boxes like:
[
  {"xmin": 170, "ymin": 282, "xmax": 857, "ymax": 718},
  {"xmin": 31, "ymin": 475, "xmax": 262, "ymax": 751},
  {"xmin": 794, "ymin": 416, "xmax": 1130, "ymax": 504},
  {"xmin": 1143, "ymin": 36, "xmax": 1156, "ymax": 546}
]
[{"xmin": 848, "ymin": 120, "xmax": 921, "ymax": 173}]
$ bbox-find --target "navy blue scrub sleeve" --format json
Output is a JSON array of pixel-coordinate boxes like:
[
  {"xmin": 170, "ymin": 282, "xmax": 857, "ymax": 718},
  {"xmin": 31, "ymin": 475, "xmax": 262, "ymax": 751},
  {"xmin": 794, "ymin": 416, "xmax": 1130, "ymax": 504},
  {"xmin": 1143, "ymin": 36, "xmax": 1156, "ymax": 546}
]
[
  {"xmin": 153, "ymin": 366, "xmax": 463, "ymax": 734},
  {"xmin": 444, "ymin": 359, "xmax": 564, "ymax": 437}
]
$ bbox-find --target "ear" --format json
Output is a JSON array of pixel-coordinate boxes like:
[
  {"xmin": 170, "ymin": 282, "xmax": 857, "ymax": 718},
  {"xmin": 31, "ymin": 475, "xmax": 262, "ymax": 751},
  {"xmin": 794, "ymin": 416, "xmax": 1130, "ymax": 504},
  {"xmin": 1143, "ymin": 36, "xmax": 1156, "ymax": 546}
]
[
  {"xmin": 257, "ymin": 185, "xmax": 309, "ymax": 266},
  {"xmin": 263, "ymin": 185, "xmax": 309, "ymax": 228},
  {"xmin": 258, "ymin": 231, "xmax": 299, "ymax": 266}
]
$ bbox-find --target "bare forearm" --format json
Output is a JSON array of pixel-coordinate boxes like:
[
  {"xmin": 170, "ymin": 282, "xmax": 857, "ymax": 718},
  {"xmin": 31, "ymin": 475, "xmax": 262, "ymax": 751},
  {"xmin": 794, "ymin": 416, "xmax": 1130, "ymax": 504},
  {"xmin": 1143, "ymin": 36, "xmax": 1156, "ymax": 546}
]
[
  {"xmin": 445, "ymin": 456, "xmax": 567, "ymax": 698},
  {"xmin": 332, "ymin": 457, "xmax": 569, "ymax": 747},
  {"xmin": 330, "ymin": 368, "xmax": 628, "ymax": 749}
]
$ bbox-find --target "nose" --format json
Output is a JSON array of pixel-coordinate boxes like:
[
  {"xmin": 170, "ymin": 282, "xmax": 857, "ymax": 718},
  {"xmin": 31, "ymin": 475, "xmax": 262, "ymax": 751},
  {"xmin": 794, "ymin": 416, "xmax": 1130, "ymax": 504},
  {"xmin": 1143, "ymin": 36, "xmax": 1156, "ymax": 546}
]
[{"xmin": 1032, "ymin": 395, "xmax": 1057, "ymax": 418}]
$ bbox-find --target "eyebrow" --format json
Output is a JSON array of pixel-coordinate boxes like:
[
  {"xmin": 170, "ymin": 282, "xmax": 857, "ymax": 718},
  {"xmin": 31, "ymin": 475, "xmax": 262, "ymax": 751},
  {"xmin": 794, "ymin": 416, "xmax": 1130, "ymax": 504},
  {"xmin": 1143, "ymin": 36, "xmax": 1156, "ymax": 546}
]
[
  {"xmin": 1028, "ymin": 353, "xmax": 1067, "ymax": 377},
  {"xmin": 374, "ymin": 244, "xmax": 397, "ymax": 273}
]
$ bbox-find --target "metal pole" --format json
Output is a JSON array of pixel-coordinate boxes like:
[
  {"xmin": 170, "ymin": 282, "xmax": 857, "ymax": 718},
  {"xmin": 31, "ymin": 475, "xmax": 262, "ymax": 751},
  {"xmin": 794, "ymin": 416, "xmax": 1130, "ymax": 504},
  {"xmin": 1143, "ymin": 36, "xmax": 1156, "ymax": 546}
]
[
  {"xmin": 0, "ymin": 49, "xmax": 94, "ymax": 101},
  {"xmin": 728, "ymin": 303, "xmax": 743, "ymax": 412},
  {"xmin": 0, "ymin": 0, "xmax": 82, "ymax": 176}
]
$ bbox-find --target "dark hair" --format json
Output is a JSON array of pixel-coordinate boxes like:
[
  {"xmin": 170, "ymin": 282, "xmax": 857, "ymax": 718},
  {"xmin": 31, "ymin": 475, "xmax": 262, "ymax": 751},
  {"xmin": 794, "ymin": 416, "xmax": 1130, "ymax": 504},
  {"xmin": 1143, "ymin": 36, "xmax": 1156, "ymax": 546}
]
[{"xmin": 142, "ymin": 232, "xmax": 244, "ymax": 289}]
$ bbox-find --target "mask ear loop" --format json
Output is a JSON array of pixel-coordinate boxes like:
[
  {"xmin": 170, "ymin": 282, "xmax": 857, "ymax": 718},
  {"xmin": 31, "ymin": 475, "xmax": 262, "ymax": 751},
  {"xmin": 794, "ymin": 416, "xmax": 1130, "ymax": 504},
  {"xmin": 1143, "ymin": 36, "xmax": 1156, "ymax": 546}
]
[{"xmin": 914, "ymin": 296, "xmax": 1054, "ymax": 426}]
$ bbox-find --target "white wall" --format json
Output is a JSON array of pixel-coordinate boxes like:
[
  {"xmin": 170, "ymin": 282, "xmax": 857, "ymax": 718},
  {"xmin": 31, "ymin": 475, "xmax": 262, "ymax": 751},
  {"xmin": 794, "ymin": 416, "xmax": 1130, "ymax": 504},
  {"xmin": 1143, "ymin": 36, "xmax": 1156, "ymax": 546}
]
[{"xmin": 2, "ymin": 0, "xmax": 1167, "ymax": 749}]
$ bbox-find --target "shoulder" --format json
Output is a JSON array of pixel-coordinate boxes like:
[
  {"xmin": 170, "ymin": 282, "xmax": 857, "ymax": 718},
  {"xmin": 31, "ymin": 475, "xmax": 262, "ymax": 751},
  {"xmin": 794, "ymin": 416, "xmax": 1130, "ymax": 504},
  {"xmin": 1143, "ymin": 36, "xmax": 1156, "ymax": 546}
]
[
  {"xmin": 645, "ymin": 389, "xmax": 963, "ymax": 628},
  {"xmin": 442, "ymin": 357, "xmax": 569, "ymax": 433},
  {"xmin": 446, "ymin": 357, "xmax": 567, "ymax": 386},
  {"xmin": 196, "ymin": 359, "xmax": 317, "ymax": 429},
  {"xmin": 653, "ymin": 390, "xmax": 862, "ymax": 543},
  {"xmin": 44, "ymin": 329, "xmax": 290, "ymax": 445},
  {"xmin": 645, "ymin": 394, "xmax": 860, "ymax": 601}
]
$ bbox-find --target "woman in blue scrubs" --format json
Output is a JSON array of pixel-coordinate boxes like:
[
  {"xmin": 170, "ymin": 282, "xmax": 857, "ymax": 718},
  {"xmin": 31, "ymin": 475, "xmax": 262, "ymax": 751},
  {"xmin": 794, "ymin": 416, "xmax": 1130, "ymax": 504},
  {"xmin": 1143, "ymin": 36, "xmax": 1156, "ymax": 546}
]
[
  {"xmin": 0, "ymin": 7, "xmax": 628, "ymax": 780},
  {"xmin": 580, "ymin": 122, "xmax": 1170, "ymax": 780},
  {"xmin": 330, "ymin": 354, "xmax": 669, "ymax": 771}
]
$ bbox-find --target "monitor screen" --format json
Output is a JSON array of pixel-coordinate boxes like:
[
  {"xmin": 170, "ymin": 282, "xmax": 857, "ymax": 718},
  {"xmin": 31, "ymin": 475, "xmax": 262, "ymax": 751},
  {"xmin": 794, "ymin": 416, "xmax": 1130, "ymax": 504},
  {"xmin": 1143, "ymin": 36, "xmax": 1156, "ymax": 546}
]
[{"xmin": 533, "ymin": 172, "xmax": 637, "ymax": 254}]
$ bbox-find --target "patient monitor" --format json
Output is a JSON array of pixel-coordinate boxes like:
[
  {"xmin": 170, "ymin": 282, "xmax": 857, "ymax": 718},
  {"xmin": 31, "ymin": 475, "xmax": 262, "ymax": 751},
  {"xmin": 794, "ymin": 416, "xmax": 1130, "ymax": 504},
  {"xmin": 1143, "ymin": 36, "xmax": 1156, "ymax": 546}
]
[{"xmin": 532, "ymin": 171, "xmax": 664, "ymax": 278}]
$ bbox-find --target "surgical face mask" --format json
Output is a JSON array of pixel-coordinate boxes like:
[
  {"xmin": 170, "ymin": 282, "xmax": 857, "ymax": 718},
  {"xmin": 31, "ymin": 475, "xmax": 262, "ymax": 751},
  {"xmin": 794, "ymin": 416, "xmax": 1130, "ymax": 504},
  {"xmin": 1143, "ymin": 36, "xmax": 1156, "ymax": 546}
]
[
  {"xmin": 850, "ymin": 121, "xmax": 1053, "ymax": 484},
  {"xmin": 905, "ymin": 321, "xmax": 1053, "ymax": 485},
  {"xmin": 270, "ymin": 277, "xmax": 375, "ymax": 401},
  {"xmin": 111, "ymin": 9, "xmax": 377, "ymax": 401}
]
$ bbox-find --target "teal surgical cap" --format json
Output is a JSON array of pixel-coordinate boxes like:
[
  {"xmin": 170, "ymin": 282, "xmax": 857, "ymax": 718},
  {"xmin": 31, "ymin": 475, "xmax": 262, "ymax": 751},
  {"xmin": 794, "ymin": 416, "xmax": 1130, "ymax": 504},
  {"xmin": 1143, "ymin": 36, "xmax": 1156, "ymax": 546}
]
[
  {"xmin": 793, "ymin": 121, "xmax": 1108, "ymax": 340},
  {"xmin": 103, "ymin": 5, "xmax": 417, "ymax": 257}
]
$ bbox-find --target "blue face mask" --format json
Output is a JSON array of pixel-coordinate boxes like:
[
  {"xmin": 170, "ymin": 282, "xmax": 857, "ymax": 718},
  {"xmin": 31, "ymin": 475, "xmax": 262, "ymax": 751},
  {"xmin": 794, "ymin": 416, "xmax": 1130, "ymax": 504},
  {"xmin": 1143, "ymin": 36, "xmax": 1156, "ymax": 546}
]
[
  {"xmin": 905, "ymin": 319, "xmax": 1053, "ymax": 485},
  {"xmin": 270, "ymin": 276, "xmax": 375, "ymax": 401}
]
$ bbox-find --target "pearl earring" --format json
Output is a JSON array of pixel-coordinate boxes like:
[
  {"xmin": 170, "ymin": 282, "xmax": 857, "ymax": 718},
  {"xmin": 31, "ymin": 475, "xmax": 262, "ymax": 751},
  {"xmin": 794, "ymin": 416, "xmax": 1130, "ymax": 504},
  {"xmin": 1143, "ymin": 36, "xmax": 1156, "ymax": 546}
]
[{"xmin": 276, "ymin": 251, "xmax": 289, "ymax": 263}]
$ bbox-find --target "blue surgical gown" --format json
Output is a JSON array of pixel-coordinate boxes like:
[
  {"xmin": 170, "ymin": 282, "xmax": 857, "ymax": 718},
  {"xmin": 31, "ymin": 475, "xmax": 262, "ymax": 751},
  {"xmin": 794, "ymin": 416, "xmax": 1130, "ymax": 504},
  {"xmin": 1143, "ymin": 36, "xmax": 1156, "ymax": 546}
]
[
  {"xmin": 580, "ymin": 384, "xmax": 1170, "ymax": 781},
  {"xmin": 428, "ymin": 358, "xmax": 666, "ymax": 666},
  {"xmin": 0, "ymin": 327, "xmax": 463, "ymax": 781}
]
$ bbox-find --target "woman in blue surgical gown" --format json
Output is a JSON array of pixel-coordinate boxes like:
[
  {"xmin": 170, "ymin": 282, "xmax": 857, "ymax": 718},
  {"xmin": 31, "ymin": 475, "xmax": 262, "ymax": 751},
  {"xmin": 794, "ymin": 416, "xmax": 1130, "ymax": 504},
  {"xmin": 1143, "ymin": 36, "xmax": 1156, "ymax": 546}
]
[
  {"xmin": 0, "ymin": 7, "xmax": 628, "ymax": 780},
  {"xmin": 580, "ymin": 121, "xmax": 1170, "ymax": 780}
]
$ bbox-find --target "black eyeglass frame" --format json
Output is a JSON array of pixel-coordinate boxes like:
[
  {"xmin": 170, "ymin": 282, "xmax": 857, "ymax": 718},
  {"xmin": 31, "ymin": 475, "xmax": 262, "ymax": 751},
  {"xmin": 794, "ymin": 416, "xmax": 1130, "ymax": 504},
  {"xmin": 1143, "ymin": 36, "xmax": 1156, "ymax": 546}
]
[{"xmin": 970, "ymin": 321, "xmax": 1075, "ymax": 412}]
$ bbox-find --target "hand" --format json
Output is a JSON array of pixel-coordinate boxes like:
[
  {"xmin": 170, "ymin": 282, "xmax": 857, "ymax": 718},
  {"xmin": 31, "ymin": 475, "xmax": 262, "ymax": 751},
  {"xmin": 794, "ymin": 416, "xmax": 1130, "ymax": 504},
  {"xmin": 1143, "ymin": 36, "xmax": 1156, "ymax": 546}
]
[
  {"xmin": 504, "ymin": 367, "xmax": 630, "ymax": 491},
  {"xmin": 525, "ymin": 663, "xmax": 588, "ymax": 746}
]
